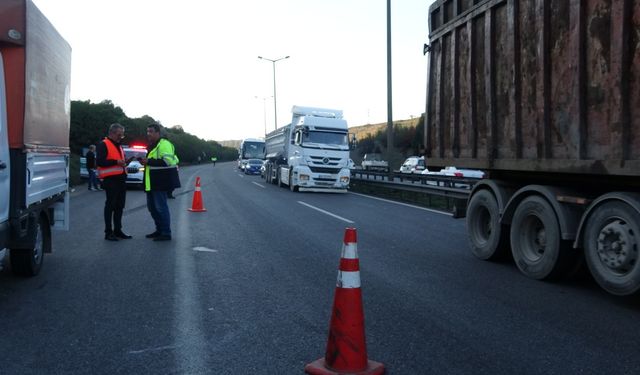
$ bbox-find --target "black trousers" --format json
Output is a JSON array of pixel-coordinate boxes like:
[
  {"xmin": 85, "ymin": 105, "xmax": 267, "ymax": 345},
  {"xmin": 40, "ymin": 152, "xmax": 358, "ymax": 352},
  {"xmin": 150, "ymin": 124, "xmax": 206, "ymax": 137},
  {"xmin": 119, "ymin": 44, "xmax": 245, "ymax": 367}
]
[{"xmin": 103, "ymin": 177, "xmax": 127, "ymax": 234}]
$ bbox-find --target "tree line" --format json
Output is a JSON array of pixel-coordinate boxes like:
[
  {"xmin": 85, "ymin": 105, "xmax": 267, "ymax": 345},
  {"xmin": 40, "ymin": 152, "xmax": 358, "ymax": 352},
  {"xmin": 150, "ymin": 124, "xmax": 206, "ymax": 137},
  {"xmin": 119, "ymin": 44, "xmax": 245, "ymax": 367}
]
[{"xmin": 70, "ymin": 100, "xmax": 238, "ymax": 163}]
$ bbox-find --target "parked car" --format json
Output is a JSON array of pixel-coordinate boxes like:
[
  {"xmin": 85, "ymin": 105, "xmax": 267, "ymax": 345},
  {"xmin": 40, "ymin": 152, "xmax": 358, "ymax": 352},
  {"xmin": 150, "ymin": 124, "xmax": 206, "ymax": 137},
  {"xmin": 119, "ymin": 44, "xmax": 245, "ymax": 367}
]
[
  {"xmin": 244, "ymin": 159, "xmax": 264, "ymax": 175},
  {"xmin": 79, "ymin": 144, "xmax": 147, "ymax": 188},
  {"xmin": 400, "ymin": 156, "xmax": 426, "ymax": 173}
]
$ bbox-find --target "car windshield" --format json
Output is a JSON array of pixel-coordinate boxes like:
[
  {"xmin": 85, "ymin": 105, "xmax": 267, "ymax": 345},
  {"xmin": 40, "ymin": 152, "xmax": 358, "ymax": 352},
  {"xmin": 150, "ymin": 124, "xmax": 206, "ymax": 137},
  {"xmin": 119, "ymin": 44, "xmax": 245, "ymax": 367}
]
[
  {"xmin": 248, "ymin": 159, "xmax": 263, "ymax": 165},
  {"xmin": 125, "ymin": 150, "xmax": 147, "ymax": 160},
  {"xmin": 302, "ymin": 131, "xmax": 348, "ymax": 147}
]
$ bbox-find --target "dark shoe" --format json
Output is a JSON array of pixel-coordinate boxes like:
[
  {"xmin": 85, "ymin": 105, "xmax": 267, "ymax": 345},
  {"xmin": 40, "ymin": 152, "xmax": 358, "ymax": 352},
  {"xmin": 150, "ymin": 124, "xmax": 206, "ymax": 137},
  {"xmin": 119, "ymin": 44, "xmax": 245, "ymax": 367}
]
[
  {"xmin": 105, "ymin": 233, "xmax": 119, "ymax": 241},
  {"xmin": 114, "ymin": 231, "xmax": 132, "ymax": 239},
  {"xmin": 145, "ymin": 231, "xmax": 161, "ymax": 238},
  {"xmin": 153, "ymin": 235, "xmax": 172, "ymax": 242}
]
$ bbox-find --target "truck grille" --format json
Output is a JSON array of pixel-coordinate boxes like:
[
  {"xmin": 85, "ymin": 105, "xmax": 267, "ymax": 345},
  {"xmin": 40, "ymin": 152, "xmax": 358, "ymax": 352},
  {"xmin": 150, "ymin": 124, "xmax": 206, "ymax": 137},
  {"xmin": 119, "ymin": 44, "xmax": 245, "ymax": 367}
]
[
  {"xmin": 309, "ymin": 156, "xmax": 342, "ymax": 167},
  {"xmin": 127, "ymin": 167, "xmax": 139, "ymax": 173},
  {"xmin": 309, "ymin": 166, "xmax": 340, "ymax": 174}
]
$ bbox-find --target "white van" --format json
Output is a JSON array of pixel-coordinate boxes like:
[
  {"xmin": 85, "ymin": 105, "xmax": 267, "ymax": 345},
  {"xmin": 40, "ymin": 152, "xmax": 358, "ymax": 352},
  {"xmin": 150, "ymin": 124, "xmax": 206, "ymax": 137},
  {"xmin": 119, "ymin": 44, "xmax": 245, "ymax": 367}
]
[{"xmin": 400, "ymin": 156, "xmax": 426, "ymax": 173}]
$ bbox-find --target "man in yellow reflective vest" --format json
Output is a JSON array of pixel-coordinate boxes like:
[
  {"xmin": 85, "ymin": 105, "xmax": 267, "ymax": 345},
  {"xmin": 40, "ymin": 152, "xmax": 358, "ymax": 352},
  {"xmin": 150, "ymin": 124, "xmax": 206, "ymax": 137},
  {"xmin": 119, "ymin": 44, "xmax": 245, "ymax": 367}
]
[{"xmin": 142, "ymin": 123, "xmax": 180, "ymax": 241}]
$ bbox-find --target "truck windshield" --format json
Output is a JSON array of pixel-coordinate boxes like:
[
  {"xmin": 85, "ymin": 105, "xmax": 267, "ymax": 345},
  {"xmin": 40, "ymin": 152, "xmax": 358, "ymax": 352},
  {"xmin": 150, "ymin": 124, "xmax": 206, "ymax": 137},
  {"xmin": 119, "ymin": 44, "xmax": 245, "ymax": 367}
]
[
  {"xmin": 242, "ymin": 142, "xmax": 265, "ymax": 159},
  {"xmin": 302, "ymin": 131, "xmax": 348, "ymax": 147}
]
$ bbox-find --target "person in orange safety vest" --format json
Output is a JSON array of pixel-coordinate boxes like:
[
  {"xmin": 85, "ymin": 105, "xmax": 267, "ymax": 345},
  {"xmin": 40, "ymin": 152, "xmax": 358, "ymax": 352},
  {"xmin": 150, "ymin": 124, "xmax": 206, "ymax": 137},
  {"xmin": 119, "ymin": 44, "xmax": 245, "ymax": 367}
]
[{"xmin": 96, "ymin": 123, "xmax": 133, "ymax": 241}]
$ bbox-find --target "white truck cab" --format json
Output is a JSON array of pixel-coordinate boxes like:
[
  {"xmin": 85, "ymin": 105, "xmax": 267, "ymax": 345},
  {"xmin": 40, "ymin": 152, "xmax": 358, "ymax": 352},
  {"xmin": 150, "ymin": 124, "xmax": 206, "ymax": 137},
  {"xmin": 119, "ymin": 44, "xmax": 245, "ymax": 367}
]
[{"xmin": 264, "ymin": 106, "xmax": 351, "ymax": 193}]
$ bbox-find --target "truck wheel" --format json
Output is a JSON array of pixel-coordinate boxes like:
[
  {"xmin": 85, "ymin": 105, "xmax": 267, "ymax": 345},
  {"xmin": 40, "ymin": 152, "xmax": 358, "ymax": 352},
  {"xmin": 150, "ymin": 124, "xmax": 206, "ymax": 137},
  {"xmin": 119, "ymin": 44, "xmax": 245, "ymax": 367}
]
[
  {"xmin": 266, "ymin": 165, "xmax": 272, "ymax": 184},
  {"xmin": 467, "ymin": 189, "xmax": 509, "ymax": 260},
  {"xmin": 289, "ymin": 171, "xmax": 298, "ymax": 192},
  {"xmin": 10, "ymin": 214, "xmax": 50, "ymax": 277},
  {"xmin": 510, "ymin": 195, "xmax": 572, "ymax": 280},
  {"xmin": 583, "ymin": 201, "xmax": 640, "ymax": 296}
]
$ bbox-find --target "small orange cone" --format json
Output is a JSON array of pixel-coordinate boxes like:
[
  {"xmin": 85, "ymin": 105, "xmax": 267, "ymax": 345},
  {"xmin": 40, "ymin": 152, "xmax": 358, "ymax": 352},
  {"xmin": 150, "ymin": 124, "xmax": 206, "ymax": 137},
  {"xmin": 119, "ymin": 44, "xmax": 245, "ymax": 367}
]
[
  {"xmin": 305, "ymin": 228, "xmax": 385, "ymax": 375},
  {"xmin": 188, "ymin": 176, "xmax": 206, "ymax": 212}
]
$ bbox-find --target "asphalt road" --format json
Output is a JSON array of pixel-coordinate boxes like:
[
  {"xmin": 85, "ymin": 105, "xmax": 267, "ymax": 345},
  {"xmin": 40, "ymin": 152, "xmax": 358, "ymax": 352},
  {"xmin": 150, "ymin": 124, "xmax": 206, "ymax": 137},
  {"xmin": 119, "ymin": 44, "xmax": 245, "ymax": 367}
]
[{"xmin": 1, "ymin": 162, "xmax": 639, "ymax": 374}]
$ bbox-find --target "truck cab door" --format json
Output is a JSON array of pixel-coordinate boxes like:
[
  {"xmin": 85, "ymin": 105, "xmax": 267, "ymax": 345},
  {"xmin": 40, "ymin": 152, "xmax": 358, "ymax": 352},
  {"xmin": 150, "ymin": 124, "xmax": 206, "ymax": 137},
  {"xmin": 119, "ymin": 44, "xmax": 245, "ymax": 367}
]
[{"xmin": 0, "ymin": 52, "xmax": 10, "ymax": 226}]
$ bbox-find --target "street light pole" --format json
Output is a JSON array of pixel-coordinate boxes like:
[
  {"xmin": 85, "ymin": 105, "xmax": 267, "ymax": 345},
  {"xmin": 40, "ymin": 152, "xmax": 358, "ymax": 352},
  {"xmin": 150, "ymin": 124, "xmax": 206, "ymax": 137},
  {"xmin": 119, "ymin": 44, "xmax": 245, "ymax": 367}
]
[{"xmin": 258, "ymin": 55, "xmax": 289, "ymax": 130}]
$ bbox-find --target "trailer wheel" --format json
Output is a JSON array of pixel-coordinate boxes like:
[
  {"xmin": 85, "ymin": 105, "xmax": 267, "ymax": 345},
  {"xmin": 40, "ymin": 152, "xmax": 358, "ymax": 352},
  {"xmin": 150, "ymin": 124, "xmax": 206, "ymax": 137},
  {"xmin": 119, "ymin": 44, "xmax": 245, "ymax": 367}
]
[
  {"xmin": 510, "ymin": 196, "xmax": 572, "ymax": 280},
  {"xmin": 584, "ymin": 201, "xmax": 640, "ymax": 296},
  {"xmin": 10, "ymin": 214, "xmax": 50, "ymax": 277},
  {"xmin": 467, "ymin": 189, "xmax": 509, "ymax": 260}
]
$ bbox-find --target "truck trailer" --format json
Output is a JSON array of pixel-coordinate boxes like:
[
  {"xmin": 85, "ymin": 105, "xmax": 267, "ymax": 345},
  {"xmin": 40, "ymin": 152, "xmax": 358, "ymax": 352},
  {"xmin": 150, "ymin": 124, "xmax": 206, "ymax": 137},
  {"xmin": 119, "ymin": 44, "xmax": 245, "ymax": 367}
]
[
  {"xmin": 0, "ymin": 0, "xmax": 71, "ymax": 276},
  {"xmin": 425, "ymin": 0, "xmax": 640, "ymax": 295},
  {"xmin": 263, "ymin": 106, "xmax": 351, "ymax": 193}
]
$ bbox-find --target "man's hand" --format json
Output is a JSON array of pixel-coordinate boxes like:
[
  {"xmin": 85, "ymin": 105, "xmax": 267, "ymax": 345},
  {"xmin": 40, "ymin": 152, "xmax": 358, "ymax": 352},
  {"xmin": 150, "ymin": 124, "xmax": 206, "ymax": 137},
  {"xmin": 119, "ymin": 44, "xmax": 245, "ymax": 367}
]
[{"xmin": 116, "ymin": 159, "xmax": 126, "ymax": 167}]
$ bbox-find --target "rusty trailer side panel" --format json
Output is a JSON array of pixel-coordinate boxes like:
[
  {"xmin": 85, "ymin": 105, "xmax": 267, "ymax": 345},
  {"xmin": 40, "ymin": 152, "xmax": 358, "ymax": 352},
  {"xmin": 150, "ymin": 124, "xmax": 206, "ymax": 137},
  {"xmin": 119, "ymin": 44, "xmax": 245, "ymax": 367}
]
[
  {"xmin": 425, "ymin": 0, "xmax": 640, "ymax": 177},
  {"xmin": 0, "ymin": 0, "xmax": 71, "ymax": 151}
]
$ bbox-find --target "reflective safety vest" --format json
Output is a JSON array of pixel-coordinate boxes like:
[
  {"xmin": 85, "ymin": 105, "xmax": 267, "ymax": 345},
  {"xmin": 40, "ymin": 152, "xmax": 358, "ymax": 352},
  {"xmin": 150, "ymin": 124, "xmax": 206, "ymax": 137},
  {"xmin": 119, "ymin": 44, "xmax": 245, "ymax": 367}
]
[
  {"xmin": 145, "ymin": 138, "xmax": 180, "ymax": 191},
  {"xmin": 97, "ymin": 138, "xmax": 126, "ymax": 178}
]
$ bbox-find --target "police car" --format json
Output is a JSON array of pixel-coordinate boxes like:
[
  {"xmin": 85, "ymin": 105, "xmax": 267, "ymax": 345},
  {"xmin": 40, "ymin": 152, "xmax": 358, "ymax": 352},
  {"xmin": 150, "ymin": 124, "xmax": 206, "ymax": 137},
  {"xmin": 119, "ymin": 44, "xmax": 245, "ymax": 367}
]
[{"xmin": 80, "ymin": 144, "xmax": 147, "ymax": 188}]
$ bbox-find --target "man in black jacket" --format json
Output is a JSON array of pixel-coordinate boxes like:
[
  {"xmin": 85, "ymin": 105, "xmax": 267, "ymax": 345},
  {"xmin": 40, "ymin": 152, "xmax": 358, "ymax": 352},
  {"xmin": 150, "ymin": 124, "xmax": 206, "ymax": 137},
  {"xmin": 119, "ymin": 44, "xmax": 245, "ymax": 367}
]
[
  {"xmin": 85, "ymin": 144, "xmax": 101, "ymax": 191},
  {"xmin": 96, "ymin": 123, "xmax": 133, "ymax": 241}
]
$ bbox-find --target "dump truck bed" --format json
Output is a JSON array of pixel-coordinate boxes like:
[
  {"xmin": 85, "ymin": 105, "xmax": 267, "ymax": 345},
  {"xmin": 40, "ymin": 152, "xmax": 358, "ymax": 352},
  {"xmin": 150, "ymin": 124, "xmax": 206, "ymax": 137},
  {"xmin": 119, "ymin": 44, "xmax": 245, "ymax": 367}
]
[{"xmin": 425, "ymin": 0, "xmax": 640, "ymax": 177}]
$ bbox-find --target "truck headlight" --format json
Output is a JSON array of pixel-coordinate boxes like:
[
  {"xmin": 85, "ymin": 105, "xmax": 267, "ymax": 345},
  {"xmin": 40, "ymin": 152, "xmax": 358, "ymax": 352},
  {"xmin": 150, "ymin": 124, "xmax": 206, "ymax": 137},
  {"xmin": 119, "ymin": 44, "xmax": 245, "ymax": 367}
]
[
  {"xmin": 300, "ymin": 174, "xmax": 310, "ymax": 181},
  {"xmin": 340, "ymin": 176, "xmax": 349, "ymax": 183}
]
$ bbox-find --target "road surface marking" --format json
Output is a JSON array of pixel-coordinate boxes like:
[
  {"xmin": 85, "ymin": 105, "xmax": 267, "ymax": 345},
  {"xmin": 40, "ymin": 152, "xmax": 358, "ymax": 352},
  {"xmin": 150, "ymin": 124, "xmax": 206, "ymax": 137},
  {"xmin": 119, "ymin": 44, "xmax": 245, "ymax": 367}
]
[
  {"xmin": 193, "ymin": 247, "xmax": 218, "ymax": 253},
  {"xmin": 252, "ymin": 182, "xmax": 266, "ymax": 189},
  {"xmin": 129, "ymin": 345, "xmax": 179, "ymax": 355},
  {"xmin": 350, "ymin": 192, "xmax": 452, "ymax": 216},
  {"xmin": 238, "ymin": 174, "xmax": 244, "ymax": 178},
  {"xmin": 297, "ymin": 201, "xmax": 355, "ymax": 224}
]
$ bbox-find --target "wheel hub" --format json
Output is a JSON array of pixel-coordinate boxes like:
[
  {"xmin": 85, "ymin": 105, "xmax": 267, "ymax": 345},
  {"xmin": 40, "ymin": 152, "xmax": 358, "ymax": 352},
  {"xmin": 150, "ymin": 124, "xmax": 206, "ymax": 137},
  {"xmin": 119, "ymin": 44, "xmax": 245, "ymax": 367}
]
[{"xmin": 597, "ymin": 220, "xmax": 637, "ymax": 273}]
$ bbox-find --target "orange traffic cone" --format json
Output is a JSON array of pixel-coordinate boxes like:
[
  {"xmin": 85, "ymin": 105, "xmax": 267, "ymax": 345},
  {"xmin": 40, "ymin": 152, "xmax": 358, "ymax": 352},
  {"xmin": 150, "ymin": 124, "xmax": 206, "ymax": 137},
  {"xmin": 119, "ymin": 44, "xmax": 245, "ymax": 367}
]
[
  {"xmin": 188, "ymin": 176, "xmax": 206, "ymax": 212},
  {"xmin": 305, "ymin": 228, "xmax": 385, "ymax": 375}
]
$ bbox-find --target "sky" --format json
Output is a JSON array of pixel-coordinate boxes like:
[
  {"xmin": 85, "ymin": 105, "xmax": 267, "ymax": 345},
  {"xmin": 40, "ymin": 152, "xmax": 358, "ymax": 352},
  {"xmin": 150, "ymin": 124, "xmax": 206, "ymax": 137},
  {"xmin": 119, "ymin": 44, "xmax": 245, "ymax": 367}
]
[{"xmin": 31, "ymin": 0, "xmax": 436, "ymax": 142}]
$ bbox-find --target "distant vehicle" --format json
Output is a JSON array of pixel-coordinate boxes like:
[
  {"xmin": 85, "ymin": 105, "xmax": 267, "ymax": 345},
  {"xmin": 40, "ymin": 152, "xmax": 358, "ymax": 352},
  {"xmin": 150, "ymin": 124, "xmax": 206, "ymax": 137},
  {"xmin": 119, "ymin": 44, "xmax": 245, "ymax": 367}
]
[
  {"xmin": 400, "ymin": 156, "xmax": 426, "ymax": 174},
  {"xmin": 263, "ymin": 106, "xmax": 351, "ymax": 192},
  {"xmin": 238, "ymin": 138, "xmax": 264, "ymax": 171},
  {"xmin": 1, "ymin": 0, "xmax": 71, "ymax": 276},
  {"xmin": 361, "ymin": 153, "xmax": 388, "ymax": 172},
  {"xmin": 244, "ymin": 159, "xmax": 263, "ymax": 175},
  {"xmin": 80, "ymin": 144, "xmax": 147, "ymax": 188}
]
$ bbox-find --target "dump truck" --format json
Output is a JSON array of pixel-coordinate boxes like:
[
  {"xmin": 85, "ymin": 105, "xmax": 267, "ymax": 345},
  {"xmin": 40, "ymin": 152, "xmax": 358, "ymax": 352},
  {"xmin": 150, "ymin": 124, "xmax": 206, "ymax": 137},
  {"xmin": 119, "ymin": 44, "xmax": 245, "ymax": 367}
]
[
  {"xmin": 425, "ymin": 0, "xmax": 640, "ymax": 296},
  {"xmin": 263, "ymin": 106, "xmax": 351, "ymax": 192},
  {"xmin": 0, "ymin": 0, "xmax": 71, "ymax": 275}
]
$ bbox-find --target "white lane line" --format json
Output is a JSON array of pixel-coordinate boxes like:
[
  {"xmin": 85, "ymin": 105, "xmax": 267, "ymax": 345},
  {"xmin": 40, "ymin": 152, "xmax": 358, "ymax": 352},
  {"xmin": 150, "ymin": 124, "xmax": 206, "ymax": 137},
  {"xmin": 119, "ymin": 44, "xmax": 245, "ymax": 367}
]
[
  {"xmin": 297, "ymin": 201, "xmax": 355, "ymax": 224},
  {"xmin": 252, "ymin": 182, "xmax": 266, "ymax": 189},
  {"xmin": 193, "ymin": 247, "xmax": 218, "ymax": 253},
  {"xmin": 129, "ymin": 345, "xmax": 179, "ymax": 355},
  {"xmin": 349, "ymin": 192, "xmax": 452, "ymax": 216},
  {"xmin": 238, "ymin": 174, "xmax": 245, "ymax": 178}
]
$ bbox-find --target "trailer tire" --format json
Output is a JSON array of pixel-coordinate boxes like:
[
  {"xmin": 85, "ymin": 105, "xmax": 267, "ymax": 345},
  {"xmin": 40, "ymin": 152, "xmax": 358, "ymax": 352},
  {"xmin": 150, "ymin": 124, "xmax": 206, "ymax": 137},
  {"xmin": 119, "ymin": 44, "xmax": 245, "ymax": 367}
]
[
  {"xmin": 10, "ymin": 214, "xmax": 50, "ymax": 277},
  {"xmin": 467, "ymin": 189, "xmax": 509, "ymax": 260},
  {"xmin": 510, "ymin": 196, "xmax": 573, "ymax": 280},
  {"xmin": 583, "ymin": 201, "xmax": 640, "ymax": 296}
]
